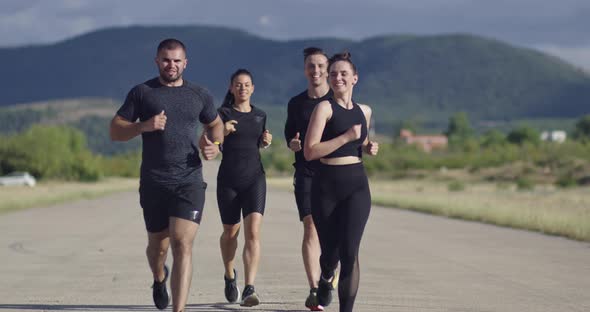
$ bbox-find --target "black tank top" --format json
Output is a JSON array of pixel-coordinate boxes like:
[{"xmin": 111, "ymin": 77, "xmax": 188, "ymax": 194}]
[{"xmin": 321, "ymin": 99, "xmax": 367, "ymax": 158}]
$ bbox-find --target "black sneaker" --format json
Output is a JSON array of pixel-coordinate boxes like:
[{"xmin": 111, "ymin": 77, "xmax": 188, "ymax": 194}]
[
  {"xmin": 224, "ymin": 269, "xmax": 240, "ymax": 303},
  {"xmin": 305, "ymin": 288, "xmax": 324, "ymax": 311},
  {"xmin": 152, "ymin": 265, "xmax": 170, "ymax": 310},
  {"xmin": 317, "ymin": 275, "xmax": 333, "ymax": 307},
  {"xmin": 240, "ymin": 285, "xmax": 260, "ymax": 307}
]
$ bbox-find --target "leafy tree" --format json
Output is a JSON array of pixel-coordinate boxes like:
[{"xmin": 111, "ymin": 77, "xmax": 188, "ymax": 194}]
[
  {"xmin": 481, "ymin": 129, "xmax": 507, "ymax": 148},
  {"xmin": 0, "ymin": 125, "xmax": 101, "ymax": 180},
  {"xmin": 446, "ymin": 112, "xmax": 474, "ymax": 147},
  {"xmin": 507, "ymin": 126, "xmax": 540, "ymax": 146},
  {"xmin": 573, "ymin": 115, "xmax": 590, "ymax": 141}
]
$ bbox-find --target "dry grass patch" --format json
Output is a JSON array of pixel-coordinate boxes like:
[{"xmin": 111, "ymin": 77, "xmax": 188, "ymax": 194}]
[
  {"xmin": 267, "ymin": 176, "xmax": 590, "ymax": 241},
  {"xmin": 0, "ymin": 177, "xmax": 138, "ymax": 214}
]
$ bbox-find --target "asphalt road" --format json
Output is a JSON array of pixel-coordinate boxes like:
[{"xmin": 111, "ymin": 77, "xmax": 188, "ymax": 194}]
[{"xmin": 1, "ymin": 161, "xmax": 589, "ymax": 312}]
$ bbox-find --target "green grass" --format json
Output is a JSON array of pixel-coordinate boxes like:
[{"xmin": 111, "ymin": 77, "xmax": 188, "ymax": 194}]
[
  {"xmin": 5, "ymin": 175, "xmax": 590, "ymax": 242},
  {"xmin": 267, "ymin": 176, "xmax": 590, "ymax": 242},
  {"xmin": 0, "ymin": 177, "xmax": 138, "ymax": 214}
]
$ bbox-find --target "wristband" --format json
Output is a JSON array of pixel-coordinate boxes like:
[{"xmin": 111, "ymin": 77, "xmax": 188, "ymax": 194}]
[{"xmin": 214, "ymin": 141, "xmax": 223, "ymax": 152}]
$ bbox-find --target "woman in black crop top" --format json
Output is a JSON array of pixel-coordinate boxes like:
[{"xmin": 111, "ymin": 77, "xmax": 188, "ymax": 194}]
[
  {"xmin": 216, "ymin": 69, "xmax": 272, "ymax": 307},
  {"xmin": 304, "ymin": 52, "xmax": 379, "ymax": 312}
]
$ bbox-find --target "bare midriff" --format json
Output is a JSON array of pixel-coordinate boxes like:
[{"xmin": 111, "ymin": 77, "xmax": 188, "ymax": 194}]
[{"xmin": 320, "ymin": 156, "xmax": 361, "ymax": 165}]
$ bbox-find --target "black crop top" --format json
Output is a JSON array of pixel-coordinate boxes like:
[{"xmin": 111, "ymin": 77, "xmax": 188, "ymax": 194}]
[{"xmin": 321, "ymin": 99, "xmax": 367, "ymax": 158}]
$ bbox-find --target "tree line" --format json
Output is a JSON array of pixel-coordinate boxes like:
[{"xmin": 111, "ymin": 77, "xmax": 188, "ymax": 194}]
[{"xmin": 1, "ymin": 114, "xmax": 589, "ymax": 187}]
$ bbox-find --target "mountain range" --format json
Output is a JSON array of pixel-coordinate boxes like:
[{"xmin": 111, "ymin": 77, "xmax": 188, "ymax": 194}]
[{"xmin": 3, "ymin": 25, "xmax": 589, "ymax": 130}]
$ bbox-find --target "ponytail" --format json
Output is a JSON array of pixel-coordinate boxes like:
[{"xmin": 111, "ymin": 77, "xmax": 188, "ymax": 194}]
[{"xmin": 221, "ymin": 91, "xmax": 234, "ymax": 107}]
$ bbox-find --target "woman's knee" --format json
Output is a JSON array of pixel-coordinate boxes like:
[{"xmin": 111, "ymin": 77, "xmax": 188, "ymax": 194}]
[
  {"xmin": 244, "ymin": 228, "xmax": 260, "ymax": 243},
  {"xmin": 221, "ymin": 224, "xmax": 240, "ymax": 241},
  {"xmin": 339, "ymin": 250, "xmax": 359, "ymax": 275},
  {"xmin": 243, "ymin": 212, "xmax": 262, "ymax": 241}
]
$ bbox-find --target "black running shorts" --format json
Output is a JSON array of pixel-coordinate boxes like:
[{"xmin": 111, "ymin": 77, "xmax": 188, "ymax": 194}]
[
  {"xmin": 293, "ymin": 168, "xmax": 313, "ymax": 221},
  {"xmin": 217, "ymin": 173, "xmax": 266, "ymax": 225},
  {"xmin": 139, "ymin": 181, "xmax": 207, "ymax": 232}
]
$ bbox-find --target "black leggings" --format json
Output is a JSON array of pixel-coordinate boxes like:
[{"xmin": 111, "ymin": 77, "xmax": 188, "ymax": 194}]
[{"xmin": 311, "ymin": 162, "xmax": 371, "ymax": 312}]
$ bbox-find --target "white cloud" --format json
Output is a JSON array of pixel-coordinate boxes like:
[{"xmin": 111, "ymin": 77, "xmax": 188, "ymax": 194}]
[
  {"xmin": 61, "ymin": 0, "xmax": 88, "ymax": 10},
  {"xmin": 258, "ymin": 15, "xmax": 271, "ymax": 27},
  {"xmin": 69, "ymin": 16, "xmax": 97, "ymax": 35}
]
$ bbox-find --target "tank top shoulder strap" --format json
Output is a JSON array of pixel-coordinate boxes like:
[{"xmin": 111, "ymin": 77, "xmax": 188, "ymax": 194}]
[
  {"xmin": 352, "ymin": 102, "xmax": 365, "ymax": 121},
  {"xmin": 327, "ymin": 98, "xmax": 339, "ymax": 110}
]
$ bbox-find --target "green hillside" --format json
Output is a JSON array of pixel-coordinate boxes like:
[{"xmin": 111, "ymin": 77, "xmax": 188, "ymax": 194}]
[
  {"xmin": 1, "ymin": 25, "xmax": 589, "ymax": 132},
  {"xmin": 0, "ymin": 98, "xmax": 286, "ymax": 156}
]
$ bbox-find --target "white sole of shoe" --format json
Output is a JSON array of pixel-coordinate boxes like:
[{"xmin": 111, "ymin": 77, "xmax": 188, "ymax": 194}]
[{"xmin": 240, "ymin": 294, "xmax": 260, "ymax": 307}]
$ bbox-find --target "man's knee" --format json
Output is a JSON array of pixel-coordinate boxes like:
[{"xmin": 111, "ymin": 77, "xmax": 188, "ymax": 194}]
[
  {"xmin": 170, "ymin": 237, "xmax": 193, "ymax": 255},
  {"xmin": 147, "ymin": 245, "xmax": 168, "ymax": 256}
]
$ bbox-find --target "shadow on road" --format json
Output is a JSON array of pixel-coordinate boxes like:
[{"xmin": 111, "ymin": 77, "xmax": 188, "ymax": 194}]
[{"xmin": 0, "ymin": 303, "xmax": 310, "ymax": 311}]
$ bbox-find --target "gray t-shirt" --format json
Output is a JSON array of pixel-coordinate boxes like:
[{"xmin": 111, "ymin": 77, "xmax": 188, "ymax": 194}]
[{"xmin": 117, "ymin": 78, "xmax": 218, "ymax": 185}]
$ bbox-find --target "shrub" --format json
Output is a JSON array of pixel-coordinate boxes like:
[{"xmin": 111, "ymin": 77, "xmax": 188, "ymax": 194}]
[
  {"xmin": 516, "ymin": 177, "xmax": 535, "ymax": 191},
  {"xmin": 447, "ymin": 180, "xmax": 466, "ymax": 192},
  {"xmin": 555, "ymin": 174, "xmax": 578, "ymax": 188}
]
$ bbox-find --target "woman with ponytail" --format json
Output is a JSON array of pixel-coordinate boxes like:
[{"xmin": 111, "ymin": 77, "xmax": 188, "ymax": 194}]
[
  {"xmin": 304, "ymin": 52, "xmax": 379, "ymax": 312},
  {"xmin": 215, "ymin": 69, "xmax": 272, "ymax": 307}
]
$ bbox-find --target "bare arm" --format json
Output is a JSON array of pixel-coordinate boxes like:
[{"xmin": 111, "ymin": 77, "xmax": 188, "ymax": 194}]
[
  {"xmin": 304, "ymin": 101, "xmax": 360, "ymax": 161},
  {"xmin": 110, "ymin": 115, "xmax": 143, "ymax": 141},
  {"xmin": 199, "ymin": 115, "xmax": 224, "ymax": 160},
  {"xmin": 205, "ymin": 115, "xmax": 224, "ymax": 144},
  {"xmin": 359, "ymin": 104, "xmax": 379, "ymax": 156},
  {"xmin": 110, "ymin": 110, "xmax": 167, "ymax": 142}
]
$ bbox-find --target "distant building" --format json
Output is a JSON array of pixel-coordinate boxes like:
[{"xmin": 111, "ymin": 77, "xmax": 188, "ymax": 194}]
[
  {"xmin": 540, "ymin": 130, "xmax": 567, "ymax": 143},
  {"xmin": 399, "ymin": 129, "xmax": 448, "ymax": 152}
]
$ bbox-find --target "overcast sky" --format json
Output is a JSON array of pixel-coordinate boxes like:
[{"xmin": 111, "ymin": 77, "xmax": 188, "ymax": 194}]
[{"xmin": 1, "ymin": 0, "xmax": 589, "ymax": 69}]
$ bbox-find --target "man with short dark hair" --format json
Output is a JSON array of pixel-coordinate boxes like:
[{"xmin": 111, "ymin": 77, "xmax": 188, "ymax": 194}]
[
  {"xmin": 110, "ymin": 38, "xmax": 224, "ymax": 312},
  {"xmin": 284, "ymin": 47, "xmax": 337, "ymax": 311}
]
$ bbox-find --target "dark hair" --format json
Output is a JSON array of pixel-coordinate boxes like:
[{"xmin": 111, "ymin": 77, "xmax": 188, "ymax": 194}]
[
  {"xmin": 303, "ymin": 47, "xmax": 328, "ymax": 63},
  {"xmin": 221, "ymin": 69, "xmax": 254, "ymax": 107},
  {"xmin": 157, "ymin": 38, "xmax": 186, "ymax": 54},
  {"xmin": 328, "ymin": 51, "xmax": 357, "ymax": 74}
]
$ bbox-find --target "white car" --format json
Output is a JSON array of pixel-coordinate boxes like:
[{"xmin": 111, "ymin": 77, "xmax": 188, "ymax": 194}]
[{"xmin": 0, "ymin": 172, "xmax": 37, "ymax": 187}]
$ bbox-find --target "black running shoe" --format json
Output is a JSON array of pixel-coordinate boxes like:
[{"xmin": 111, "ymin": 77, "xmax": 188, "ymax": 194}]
[
  {"xmin": 305, "ymin": 287, "xmax": 324, "ymax": 311},
  {"xmin": 317, "ymin": 275, "xmax": 333, "ymax": 307},
  {"xmin": 152, "ymin": 265, "xmax": 169, "ymax": 310},
  {"xmin": 224, "ymin": 269, "xmax": 240, "ymax": 303},
  {"xmin": 240, "ymin": 285, "xmax": 260, "ymax": 307}
]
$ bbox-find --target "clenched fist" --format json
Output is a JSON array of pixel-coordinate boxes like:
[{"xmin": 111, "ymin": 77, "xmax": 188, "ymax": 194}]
[
  {"xmin": 142, "ymin": 110, "xmax": 167, "ymax": 132},
  {"xmin": 224, "ymin": 120, "xmax": 238, "ymax": 136},
  {"xmin": 344, "ymin": 124, "xmax": 362, "ymax": 142},
  {"xmin": 366, "ymin": 140, "xmax": 379, "ymax": 156},
  {"xmin": 199, "ymin": 133, "xmax": 221, "ymax": 160},
  {"xmin": 262, "ymin": 130, "xmax": 272, "ymax": 147},
  {"xmin": 289, "ymin": 132, "xmax": 301, "ymax": 152}
]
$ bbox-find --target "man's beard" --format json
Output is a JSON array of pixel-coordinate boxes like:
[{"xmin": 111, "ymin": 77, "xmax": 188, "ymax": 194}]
[{"xmin": 160, "ymin": 72, "xmax": 181, "ymax": 83}]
